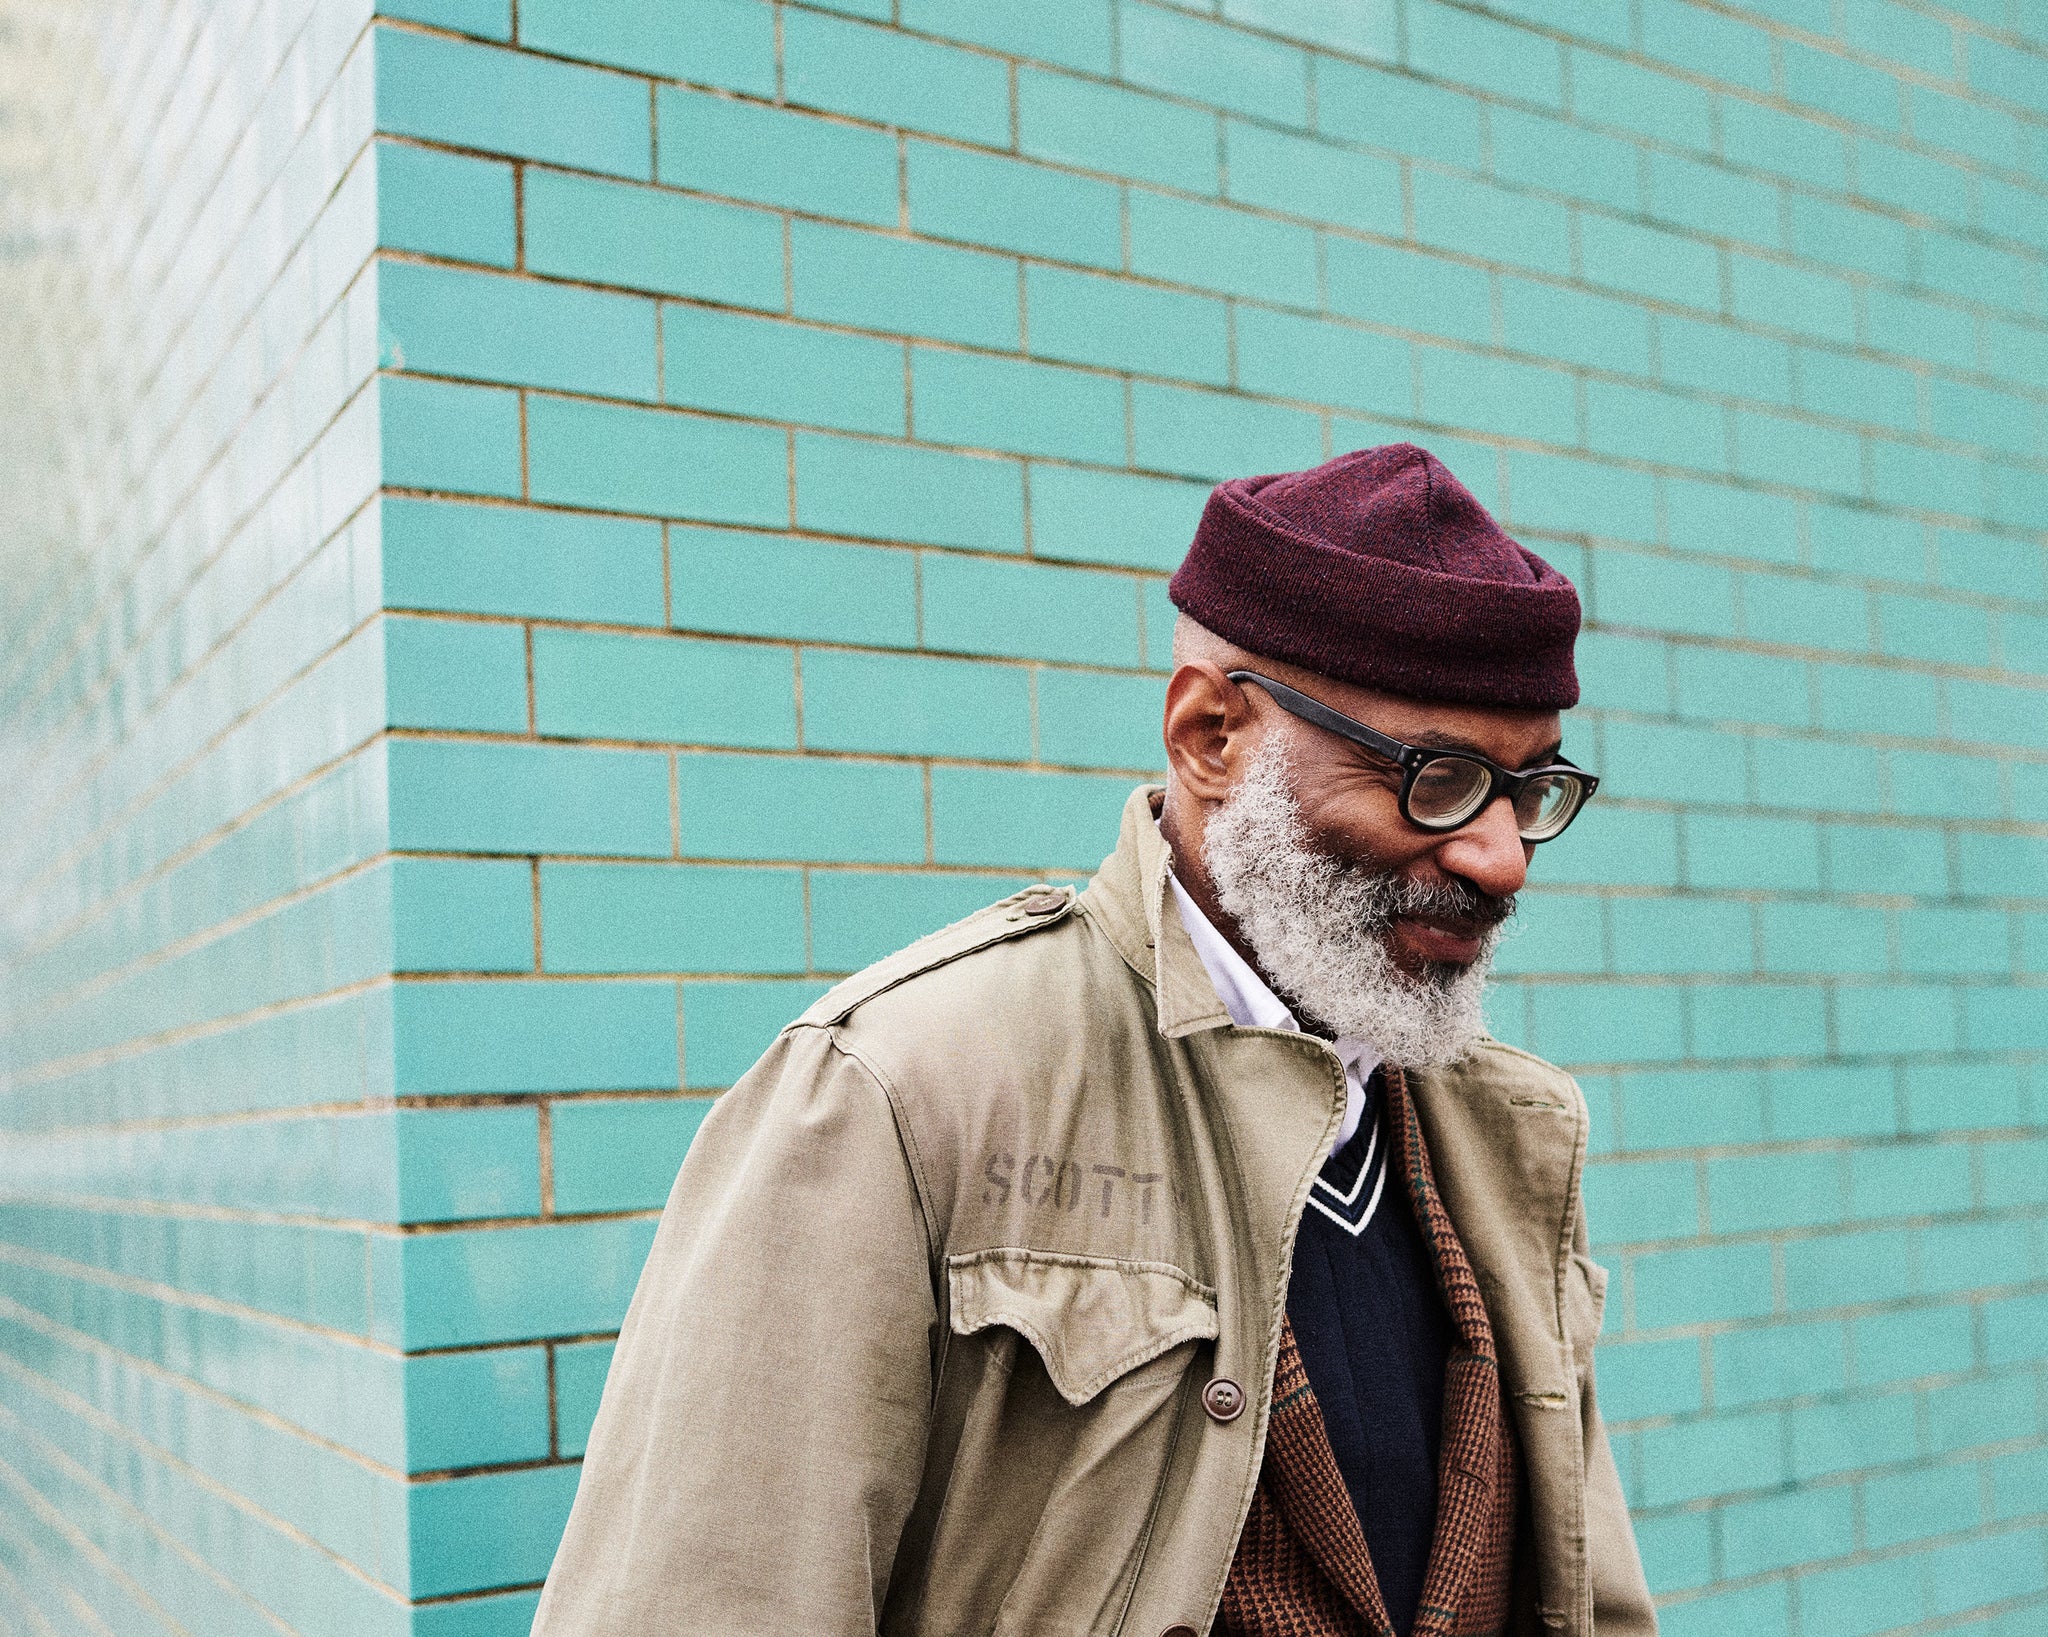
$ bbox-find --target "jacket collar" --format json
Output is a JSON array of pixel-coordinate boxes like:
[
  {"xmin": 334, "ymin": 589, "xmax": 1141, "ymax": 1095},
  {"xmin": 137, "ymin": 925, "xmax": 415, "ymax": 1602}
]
[{"xmin": 1084, "ymin": 785, "xmax": 1237, "ymax": 1038}]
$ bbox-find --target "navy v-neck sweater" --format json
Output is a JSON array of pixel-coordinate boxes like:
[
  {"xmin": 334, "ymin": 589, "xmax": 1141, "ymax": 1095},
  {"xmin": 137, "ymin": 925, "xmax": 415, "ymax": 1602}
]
[{"xmin": 1286, "ymin": 1070, "xmax": 1456, "ymax": 1637}]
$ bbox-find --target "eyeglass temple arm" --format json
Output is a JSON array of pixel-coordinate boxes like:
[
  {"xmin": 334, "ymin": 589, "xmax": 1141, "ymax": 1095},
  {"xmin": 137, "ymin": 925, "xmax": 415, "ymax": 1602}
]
[{"xmin": 1224, "ymin": 670, "xmax": 1415, "ymax": 765}]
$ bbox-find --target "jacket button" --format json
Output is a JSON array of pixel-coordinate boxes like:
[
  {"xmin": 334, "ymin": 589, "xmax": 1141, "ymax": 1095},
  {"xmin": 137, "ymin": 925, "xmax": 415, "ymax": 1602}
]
[
  {"xmin": 1161, "ymin": 1627, "xmax": 1199, "ymax": 1637},
  {"xmin": 1202, "ymin": 1377, "xmax": 1245, "ymax": 1422},
  {"xmin": 1019, "ymin": 889, "xmax": 1066, "ymax": 916}
]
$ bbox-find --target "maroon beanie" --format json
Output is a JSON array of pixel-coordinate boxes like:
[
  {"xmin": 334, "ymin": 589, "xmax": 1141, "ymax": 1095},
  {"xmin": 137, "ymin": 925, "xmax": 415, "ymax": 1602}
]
[{"xmin": 1168, "ymin": 444, "xmax": 1582, "ymax": 709}]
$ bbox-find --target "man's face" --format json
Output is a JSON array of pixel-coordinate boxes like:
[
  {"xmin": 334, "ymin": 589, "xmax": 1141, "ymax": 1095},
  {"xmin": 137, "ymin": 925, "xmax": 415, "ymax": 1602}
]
[
  {"xmin": 1163, "ymin": 652, "xmax": 1566, "ymax": 1065},
  {"xmin": 1252, "ymin": 674, "xmax": 1562, "ymax": 975}
]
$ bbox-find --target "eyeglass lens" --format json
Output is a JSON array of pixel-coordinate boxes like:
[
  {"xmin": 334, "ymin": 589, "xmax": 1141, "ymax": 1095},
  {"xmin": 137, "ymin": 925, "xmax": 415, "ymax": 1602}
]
[{"xmin": 1408, "ymin": 756, "xmax": 1585, "ymax": 840}]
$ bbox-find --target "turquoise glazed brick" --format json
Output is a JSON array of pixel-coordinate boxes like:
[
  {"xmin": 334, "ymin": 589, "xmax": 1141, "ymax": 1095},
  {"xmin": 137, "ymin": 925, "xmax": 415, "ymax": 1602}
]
[
  {"xmin": 1721, "ymin": 98, "xmax": 1849, "ymax": 190},
  {"xmin": 1525, "ymin": 982, "xmax": 1686, "ymax": 1065},
  {"xmin": 1783, "ymin": 41, "xmax": 1903, "ymax": 132},
  {"xmin": 905, "ymin": 142, "xmax": 1123, "ymax": 269},
  {"xmin": 913, "ymin": 347, "xmax": 1124, "ymax": 463},
  {"xmin": 1597, "ymin": 1335, "xmax": 1704, "ymax": 1420},
  {"xmin": 665, "ymin": 306, "xmax": 905, "ymax": 436},
  {"xmin": 527, "ymin": 396, "xmax": 787, "ymax": 525},
  {"xmin": 1500, "ymin": 278, "xmax": 1652, "ymax": 376},
  {"xmin": 383, "ymin": 616, "xmax": 528, "ymax": 733},
  {"xmin": 1631, "ymin": 1512, "xmax": 1714, "ymax": 1595},
  {"xmin": 931, "ymin": 766, "xmax": 1135, "ymax": 869},
  {"xmin": 380, "ymin": 258, "xmax": 658, "ymax": 401},
  {"xmin": 1586, "ymin": 383, "xmax": 1725, "ymax": 473},
  {"xmin": 1656, "ymin": 313, "xmax": 1794, "ymax": 406},
  {"xmin": 1568, "ymin": 50, "xmax": 1713, "ymax": 152},
  {"xmin": 1582, "ymin": 1158, "xmax": 1700, "ymax": 1244},
  {"xmin": 1640, "ymin": 0, "xmax": 1774, "ymax": 92},
  {"xmin": 1636, "ymin": 1404, "xmax": 1785, "ymax": 1500},
  {"xmin": 414, "ymin": 1591, "xmax": 543, "ymax": 1637},
  {"xmin": 1602, "ymin": 719, "xmax": 1748, "ymax": 806},
  {"xmin": 1592, "ymin": 551, "xmax": 1739, "ymax": 638},
  {"xmin": 1037, "ymin": 669, "xmax": 1170, "ymax": 770},
  {"xmin": 396, "ymin": 1218, "xmax": 658, "ymax": 1346},
  {"xmin": 541, "ymin": 863, "xmax": 805, "ymax": 973},
  {"xmin": 795, "ymin": 433, "xmax": 1025, "ymax": 552},
  {"xmin": 1119, "ymin": 2, "xmax": 1309, "ymax": 127},
  {"xmin": 554, "ymin": 1339, "xmax": 616, "ymax": 1457},
  {"xmin": 1758, "ymin": 902, "xmax": 1890, "ymax": 976},
  {"xmin": 678, "ymin": 751, "xmax": 927, "ymax": 862},
  {"xmin": 808, "ymin": 869, "xmax": 1034, "ymax": 971},
  {"xmin": 1732, "ymin": 409, "xmax": 1862, "ymax": 499},
  {"xmin": 671, "ymin": 525, "xmax": 917, "ymax": 646},
  {"xmin": 1684, "ymin": 812, "xmax": 1825, "ymax": 892},
  {"xmin": 1222, "ymin": 0, "xmax": 1396, "ymax": 61},
  {"xmin": 802, "ymin": 648, "xmax": 1032, "ymax": 760},
  {"xmin": 396, "ymin": 1106, "xmax": 544, "ymax": 1220},
  {"xmin": 1574, "ymin": 629, "xmax": 1671, "ymax": 713},
  {"xmin": 1224, "ymin": 121, "xmax": 1401, "ymax": 233},
  {"xmin": 1907, "ymin": 1061, "xmax": 2028, "ymax": 1135},
  {"xmin": 1017, "ymin": 68, "xmax": 1219, "ymax": 194},
  {"xmin": 1507, "ymin": 454, "xmax": 1658, "ymax": 543},
  {"xmin": 1489, "ymin": 889, "xmax": 1605, "ymax": 976},
  {"xmin": 1768, "ymin": 1062, "xmax": 1897, "ymax": 1140},
  {"xmin": 1420, "ymin": 349, "xmax": 1576, "ymax": 446},
  {"xmin": 532, "ymin": 628, "xmax": 795, "ymax": 747},
  {"xmin": 523, "ymin": 170, "xmax": 783, "ymax": 309},
  {"xmin": 1027, "ymin": 265, "xmax": 1230, "ymax": 386},
  {"xmin": 1412, "ymin": 169, "xmax": 1571, "ymax": 278},
  {"xmin": 405, "ymin": 1348, "xmax": 550, "ymax": 1472},
  {"xmin": 375, "ymin": 26, "xmax": 650, "ymax": 180},
  {"xmin": 520, "ymin": 0, "xmax": 773, "ymax": 91},
  {"xmin": 1609, "ymin": 896, "xmax": 1752, "ymax": 975},
  {"xmin": 376, "ymin": 141, "xmax": 515, "ymax": 268},
  {"xmin": 1620, "ymin": 1065, "xmax": 1767, "ymax": 1150},
  {"xmin": 923, "ymin": 554, "xmax": 1142, "ymax": 667},
  {"xmin": 382, "ymin": 497, "xmax": 666, "ymax": 626},
  {"xmin": 1719, "ymin": 1483, "xmax": 1857, "ymax": 1578},
  {"xmin": 1729, "ymin": 254, "xmax": 1859, "ymax": 346},
  {"xmin": 380, "ymin": 376, "xmax": 522, "ymax": 499},
  {"xmin": 1324, "ymin": 238, "xmax": 1493, "ymax": 345},
  {"xmin": 380, "ymin": 0, "xmax": 510, "ymax": 38},
  {"xmin": 681, "ymin": 979, "xmax": 831, "ymax": 1085},
  {"xmin": 1738, "ymin": 571, "xmax": 1873, "ymax": 655},
  {"xmin": 1577, "ymin": 214, "xmax": 1721, "ymax": 313},
  {"xmin": 1789, "ymin": 197, "xmax": 1914, "ymax": 287},
  {"xmin": 1128, "ymin": 190, "xmax": 1319, "ymax": 307},
  {"xmin": 1690, "ymin": 982, "xmax": 1829, "ymax": 1058},
  {"xmin": 794, "ymin": 221, "xmax": 1020, "ymax": 352},
  {"xmin": 390, "ymin": 857, "xmax": 535, "ymax": 974},
  {"xmin": 1816, "ymin": 663, "xmax": 1940, "ymax": 737},
  {"xmin": 783, "ymin": 8, "xmax": 1010, "ymax": 146},
  {"xmin": 657, "ymin": 87, "xmax": 898, "ymax": 226},
  {"xmin": 899, "ymin": 0, "xmax": 1115, "ymax": 76},
  {"xmin": 1856, "ymin": 1305, "xmax": 1976, "ymax": 1389},
  {"xmin": 550, "ymin": 1096, "xmax": 713, "ymax": 1212},
  {"xmin": 1672, "ymin": 647, "xmax": 1809, "ymax": 730},
  {"xmin": 1133, "ymin": 380, "xmax": 1326, "ymax": 479},
  {"xmin": 1647, "ymin": 151, "xmax": 1781, "ymax": 248},
  {"xmin": 1665, "ymin": 478, "xmax": 1799, "ymax": 566},
  {"xmin": 1238, "ymin": 308, "xmax": 1409, "ymax": 416},
  {"xmin": 388, "ymin": 739, "xmax": 673, "ymax": 857},
  {"xmin": 1709, "ymin": 1152, "xmax": 1848, "ymax": 1234},
  {"xmin": 1407, "ymin": 0, "xmax": 1563, "ymax": 108},
  {"xmin": 394, "ymin": 979, "xmax": 679, "ymax": 1095},
  {"xmin": 1143, "ymin": 579, "xmax": 1177, "ymax": 670},
  {"xmin": 1028, "ymin": 465, "xmax": 1209, "ymax": 572},
  {"xmin": 1491, "ymin": 109, "xmax": 1640, "ymax": 214}
]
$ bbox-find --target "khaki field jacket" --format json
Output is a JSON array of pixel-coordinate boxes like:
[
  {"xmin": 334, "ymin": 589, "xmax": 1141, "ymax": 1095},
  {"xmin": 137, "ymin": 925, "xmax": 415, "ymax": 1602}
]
[{"xmin": 533, "ymin": 786, "xmax": 1657, "ymax": 1637}]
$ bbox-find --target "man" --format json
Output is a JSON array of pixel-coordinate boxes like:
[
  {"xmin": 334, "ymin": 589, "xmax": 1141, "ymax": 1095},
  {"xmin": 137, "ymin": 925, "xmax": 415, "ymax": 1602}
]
[{"xmin": 533, "ymin": 445, "xmax": 1656, "ymax": 1636}]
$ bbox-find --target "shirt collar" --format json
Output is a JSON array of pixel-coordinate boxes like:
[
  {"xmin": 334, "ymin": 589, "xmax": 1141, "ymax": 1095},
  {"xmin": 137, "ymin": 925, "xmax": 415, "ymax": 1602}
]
[{"xmin": 1164, "ymin": 867, "xmax": 1382, "ymax": 1086}]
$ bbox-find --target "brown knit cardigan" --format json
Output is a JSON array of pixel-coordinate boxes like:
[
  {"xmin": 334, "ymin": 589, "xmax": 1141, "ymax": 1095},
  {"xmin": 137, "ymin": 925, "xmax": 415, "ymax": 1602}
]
[{"xmin": 1218, "ymin": 1067, "xmax": 1521, "ymax": 1637}]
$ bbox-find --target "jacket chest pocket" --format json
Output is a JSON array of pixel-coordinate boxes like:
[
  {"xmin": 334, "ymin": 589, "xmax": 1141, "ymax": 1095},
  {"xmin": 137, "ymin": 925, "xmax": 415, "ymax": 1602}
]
[{"xmin": 886, "ymin": 1250, "xmax": 1219, "ymax": 1637}]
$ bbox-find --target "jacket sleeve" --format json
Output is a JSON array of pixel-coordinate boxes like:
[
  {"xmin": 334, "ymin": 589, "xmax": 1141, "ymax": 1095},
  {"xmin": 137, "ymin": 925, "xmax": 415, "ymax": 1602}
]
[
  {"xmin": 531, "ymin": 1024, "xmax": 939, "ymax": 1637},
  {"xmin": 1573, "ymin": 1211, "xmax": 1659, "ymax": 1636}
]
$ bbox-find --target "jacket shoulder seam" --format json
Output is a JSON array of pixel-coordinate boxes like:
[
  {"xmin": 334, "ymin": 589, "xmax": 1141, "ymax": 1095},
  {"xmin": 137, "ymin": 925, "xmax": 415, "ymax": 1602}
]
[{"xmin": 821, "ymin": 1028, "xmax": 943, "ymax": 1269}]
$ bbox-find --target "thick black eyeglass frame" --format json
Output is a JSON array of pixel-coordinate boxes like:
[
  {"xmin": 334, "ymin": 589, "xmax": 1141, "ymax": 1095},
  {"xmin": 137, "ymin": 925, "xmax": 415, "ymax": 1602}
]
[{"xmin": 1226, "ymin": 670, "xmax": 1600, "ymax": 842}]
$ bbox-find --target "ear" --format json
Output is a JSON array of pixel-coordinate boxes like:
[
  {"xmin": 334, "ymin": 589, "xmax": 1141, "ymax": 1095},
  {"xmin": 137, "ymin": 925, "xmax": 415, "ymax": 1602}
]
[{"xmin": 1163, "ymin": 661, "xmax": 1264, "ymax": 804}]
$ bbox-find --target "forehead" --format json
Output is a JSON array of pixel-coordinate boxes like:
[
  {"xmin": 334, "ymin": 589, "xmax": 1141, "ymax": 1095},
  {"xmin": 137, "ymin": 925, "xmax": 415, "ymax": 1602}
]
[{"xmin": 1290, "ymin": 670, "xmax": 1564, "ymax": 766}]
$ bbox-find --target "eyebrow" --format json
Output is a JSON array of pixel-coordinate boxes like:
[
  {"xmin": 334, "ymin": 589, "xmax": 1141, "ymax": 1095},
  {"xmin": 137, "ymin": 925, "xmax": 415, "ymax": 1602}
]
[{"xmin": 1406, "ymin": 730, "xmax": 1567, "ymax": 768}]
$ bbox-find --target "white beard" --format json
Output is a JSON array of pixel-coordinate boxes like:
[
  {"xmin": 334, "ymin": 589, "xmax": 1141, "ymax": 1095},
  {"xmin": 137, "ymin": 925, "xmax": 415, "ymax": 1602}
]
[{"xmin": 1201, "ymin": 734, "xmax": 1506, "ymax": 1069}]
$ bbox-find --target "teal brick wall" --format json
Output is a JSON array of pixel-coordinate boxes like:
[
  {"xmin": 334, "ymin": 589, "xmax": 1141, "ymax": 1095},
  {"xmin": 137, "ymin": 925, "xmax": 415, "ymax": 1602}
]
[{"xmin": 2, "ymin": 0, "xmax": 2044, "ymax": 1632}]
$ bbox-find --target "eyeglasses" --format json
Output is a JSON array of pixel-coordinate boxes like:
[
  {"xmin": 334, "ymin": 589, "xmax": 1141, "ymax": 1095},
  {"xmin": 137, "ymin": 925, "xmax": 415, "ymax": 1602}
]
[{"xmin": 1227, "ymin": 670, "xmax": 1599, "ymax": 843}]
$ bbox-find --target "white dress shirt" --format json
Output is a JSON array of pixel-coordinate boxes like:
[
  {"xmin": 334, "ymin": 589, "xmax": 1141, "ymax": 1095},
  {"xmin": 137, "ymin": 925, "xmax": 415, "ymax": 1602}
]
[{"xmin": 1166, "ymin": 869, "xmax": 1383, "ymax": 1160}]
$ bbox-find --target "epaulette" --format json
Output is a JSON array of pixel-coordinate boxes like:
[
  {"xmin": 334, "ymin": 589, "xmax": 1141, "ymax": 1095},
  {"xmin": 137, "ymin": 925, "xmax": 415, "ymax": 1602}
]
[{"xmin": 796, "ymin": 883, "xmax": 1079, "ymax": 1029}]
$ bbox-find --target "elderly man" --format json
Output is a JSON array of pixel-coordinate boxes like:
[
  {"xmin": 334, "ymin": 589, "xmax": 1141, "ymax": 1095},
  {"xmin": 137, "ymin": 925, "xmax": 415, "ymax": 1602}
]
[{"xmin": 533, "ymin": 445, "xmax": 1656, "ymax": 1637}]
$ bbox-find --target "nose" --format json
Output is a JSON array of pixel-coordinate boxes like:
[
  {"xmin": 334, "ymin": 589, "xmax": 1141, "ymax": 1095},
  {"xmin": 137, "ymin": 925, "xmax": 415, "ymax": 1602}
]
[{"xmin": 1433, "ymin": 793, "xmax": 1531, "ymax": 899}]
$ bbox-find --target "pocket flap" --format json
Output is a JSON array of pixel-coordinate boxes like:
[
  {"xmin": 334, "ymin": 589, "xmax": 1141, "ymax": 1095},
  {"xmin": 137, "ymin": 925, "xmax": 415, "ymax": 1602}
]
[{"xmin": 947, "ymin": 1249, "xmax": 1219, "ymax": 1407}]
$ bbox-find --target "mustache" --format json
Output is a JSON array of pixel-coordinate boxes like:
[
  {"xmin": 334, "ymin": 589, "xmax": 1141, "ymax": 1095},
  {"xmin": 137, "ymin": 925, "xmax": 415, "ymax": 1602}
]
[{"xmin": 1357, "ymin": 866, "xmax": 1518, "ymax": 932}]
